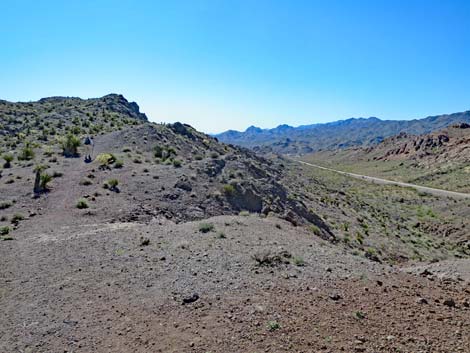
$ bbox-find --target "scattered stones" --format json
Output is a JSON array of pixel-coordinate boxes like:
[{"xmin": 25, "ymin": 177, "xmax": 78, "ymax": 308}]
[
  {"xmin": 182, "ymin": 293, "xmax": 199, "ymax": 305},
  {"xmin": 329, "ymin": 293, "xmax": 342, "ymax": 301},
  {"xmin": 416, "ymin": 297, "xmax": 428, "ymax": 305},
  {"xmin": 443, "ymin": 298, "xmax": 456, "ymax": 308}
]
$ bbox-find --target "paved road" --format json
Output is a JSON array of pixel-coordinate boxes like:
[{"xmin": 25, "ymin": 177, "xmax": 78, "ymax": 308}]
[{"xmin": 296, "ymin": 160, "xmax": 470, "ymax": 200}]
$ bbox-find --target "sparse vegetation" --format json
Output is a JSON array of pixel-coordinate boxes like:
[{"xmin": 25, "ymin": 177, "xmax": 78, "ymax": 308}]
[
  {"xmin": 39, "ymin": 172, "xmax": 53, "ymax": 190},
  {"xmin": 222, "ymin": 184, "xmax": 236, "ymax": 196},
  {"xmin": 267, "ymin": 321, "xmax": 280, "ymax": 331},
  {"xmin": 198, "ymin": 222, "xmax": 215, "ymax": 233},
  {"xmin": 0, "ymin": 201, "xmax": 12, "ymax": 210},
  {"xmin": 18, "ymin": 144, "xmax": 35, "ymax": 161},
  {"xmin": 61, "ymin": 134, "xmax": 81, "ymax": 157},
  {"xmin": 106, "ymin": 178, "xmax": 119, "ymax": 192},
  {"xmin": 309, "ymin": 224, "xmax": 321, "ymax": 236},
  {"xmin": 96, "ymin": 153, "xmax": 116, "ymax": 168},
  {"xmin": 354, "ymin": 311, "xmax": 366, "ymax": 320},
  {"xmin": 2, "ymin": 153, "xmax": 13, "ymax": 168},
  {"xmin": 76, "ymin": 199, "xmax": 89, "ymax": 209},
  {"xmin": 11, "ymin": 213, "xmax": 24, "ymax": 224},
  {"xmin": 292, "ymin": 256, "xmax": 305, "ymax": 266}
]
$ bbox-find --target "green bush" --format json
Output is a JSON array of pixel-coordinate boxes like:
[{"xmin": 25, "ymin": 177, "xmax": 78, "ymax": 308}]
[
  {"xmin": 61, "ymin": 134, "xmax": 81, "ymax": 157},
  {"xmin": 198, "ymin": 223, "xmax": 215, "ymax": 233},
  {"xmin": 80, "ymin": 178, "xmax": 93, "ymax": 186},
  {"xmin": 11, "ymin": 213, "xmax": 24, "ymax": 224},
  {"xmin": 40, "ymin": 173, "xmax": 53, "ymax": 190},
  {"xmin": 114, "ymin": 159, "xmax": 123, "ymax": 168},
  {"xmin": 76, "ymin": 199, "xmax": 89, "ymax": 209},
  {"xmin": 18, "ymin": 144, "xmax": 35, "ymax": 161},
  {"xmin": 0, "ymin": 226, "xmax": 10, "ymax": 235},
  {"xmin": 107, "ymin": 178, "xmax": 119, "ymax": 189},
  {"xmin": 96, "ymin": 153, "xmax": 116, "ymax": 168},
  {"xmin": 2, "ymin": 153, "xmax": 13, "ymax": 168},
  {"xmin": 309, "ymin": 224, "xmax": 321, "ymax": 236},
  {"xmin": 292, "ymin": 256, "xmax": 305, "ymax": 266},
  {"xmin": 267, "ymin": 321, "xmax": 280, "ymax": 331},
  {"xmin": 222, "ymin": 184, "xmax": 236, "ymax": 196},
  {"xmin": 172, "ymin": 159, "xmax": 182, "ymax": 168},
  {"xmin": 0, "ymin": 201, "xmax": 12, "ymax": 210}
]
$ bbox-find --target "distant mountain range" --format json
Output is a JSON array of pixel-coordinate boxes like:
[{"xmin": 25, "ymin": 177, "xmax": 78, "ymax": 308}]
[{"xmin": 215, "ymin": 111, "xmax": 470, "ymax": 154}]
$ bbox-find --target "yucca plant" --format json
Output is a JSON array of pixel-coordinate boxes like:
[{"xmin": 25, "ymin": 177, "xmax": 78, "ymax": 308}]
[
  {"xmin": 40, "ymin": 173, "xmax": 53, "ymax": 190},
  {"xmin": 2, "ymin": 153, "xmax": 13, "ymax": 168},
  {"xmin": 61, "ymin": 134, "xmax": 81, "ymax": 157}
]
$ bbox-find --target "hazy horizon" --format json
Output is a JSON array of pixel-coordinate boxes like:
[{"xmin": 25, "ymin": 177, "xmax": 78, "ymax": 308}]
[{"xmin": 2, "ymin": 1, "xmax": 470, "ymax": 133}]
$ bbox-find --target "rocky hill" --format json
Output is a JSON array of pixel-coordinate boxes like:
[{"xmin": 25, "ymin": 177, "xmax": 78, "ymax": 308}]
[
  {"xmin": 303, "ymin": 122, "xmax": 470, "ymax": 193},
  {"xmin": 0, "ymin": 94, "xmax": 332, "ymax": 237},
  {"xmin": 367, "ymin": 123, "xmax": 470, "ymax": 164},
  {"xmin": 216, "ymin": 111, "xmax": 470, "ymax": 154}
]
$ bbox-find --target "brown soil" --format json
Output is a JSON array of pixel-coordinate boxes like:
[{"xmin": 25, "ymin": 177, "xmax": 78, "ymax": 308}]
[{"xmin": 1, "ymin": 216, "xmax": 469, "ymax": 353}]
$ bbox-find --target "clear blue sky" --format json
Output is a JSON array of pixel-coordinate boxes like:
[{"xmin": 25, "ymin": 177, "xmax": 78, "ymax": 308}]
[{"xmin": 2, "ymin": 0, "xmax": 470, "ymax": 133}]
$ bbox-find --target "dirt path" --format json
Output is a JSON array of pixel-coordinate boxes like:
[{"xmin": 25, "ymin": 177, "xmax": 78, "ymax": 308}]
[{"xmin": 296, "ymin": 160, "xmax": 470, "ymax": 199}]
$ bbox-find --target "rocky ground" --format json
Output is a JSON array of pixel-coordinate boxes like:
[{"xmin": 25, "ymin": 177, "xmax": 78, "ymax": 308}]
[
  {"xmin": 1, "ymin": 215, "xmax": 469, "ymax": 353},
  {"xmin": 1, "ymin": 95, "xmax": 469, "ymax": 352}
]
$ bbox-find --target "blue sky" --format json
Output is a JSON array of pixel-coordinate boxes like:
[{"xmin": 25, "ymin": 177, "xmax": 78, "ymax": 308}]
[{"xmin": 1, "ymin": 0, "xmax": 470, "ymax": 133}]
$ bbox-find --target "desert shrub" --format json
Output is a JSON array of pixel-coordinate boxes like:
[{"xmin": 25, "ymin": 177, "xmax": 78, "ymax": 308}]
[
  {"xmin": 354, "ymin": 311, "xmax": 366, "ymax": 320},
  {"xmin": 107, "ymin": 178, "xmax": 119, "ymax": 190},
  {"xmin": 11, "ymin": 213, "xmax": 24, "ymax": 224},
  {"xmin": 76, "ymin": 199, "xmax": 89, "ymax": 209},
  {"xmin": 61, "ymin": 134, "xmax": 81, "ymax": 157},
  {"xmin": 18, "ymin": 144, "xmax": 35, "ymax": 160},
  {"xmin": 52, "ymin": 171, "xmax": 63, "ymax": 178},
  {"xmin": 0, "ymin": 226, "xmax": 10, "ymax": 235},
  {"xmin": 80, "ymin": 178, "xmax": 93, "ymax": 186},
  {"xmin": 292, "ymin": 256, "xmax": 305, "ymax": 266},
  {"xmin": 154, "ymin": 145, "xmax": 177, "ymax": 161},
  {"xmin": 239, "ymin": 210, "xmax": 250, "ymax": 216},
  {"xmin": 222, "ymin": 184, "xmax": 236, "ymax": 196},
  {"xmin": 267, "ymin": 321, "xmax": 280, "ymax": 331},
  {"xmin": 2, "ymin": 153, "xmax": 13, "ymax": 168},
  {"xmin": 210, "ymin": 152, "xmax": 219, "ymax": 159},
  {"xmin": 309, "ymin": 224, "xmax": 321, "ymax": 236},
  {"xmin": 114, "ymin": 159, "xmax": 123, "ymax": 168},
  {"xmin": 0, "ymin": 201, "xmax": 12, "ymax": 210},
  {"xmin": 252, "ymin": 250, "xmax": 290, "ymax": 267},
  {"xmin": 96, "ymin": 153, "xmax": 116, "ymax": 168},
  {"xmin": 40, "ymin": 173, "xmax": 53, "ymax": 190},
  {"xmin": 154, "ymin": 145, "xmax": 164, "ymax": 158},
  {"xmin": 356, "ymin": 232, "xmax": 364, "ymax": 244},
  {"xmin": 198, "ymin": 222, "xmax": 214, "ymax": 233},
  {"xmin": 172, "ymin": 159, "xmax": 182, "ymax": 168},
  {"xmin": 194, "ymin": 154, "xmax": 203, "ymax": 160}
]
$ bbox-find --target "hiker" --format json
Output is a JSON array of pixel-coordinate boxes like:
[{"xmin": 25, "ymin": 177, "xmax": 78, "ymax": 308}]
[{"xmin": 83, "ymin": 136, "xmax": 94, "ymax": 162}]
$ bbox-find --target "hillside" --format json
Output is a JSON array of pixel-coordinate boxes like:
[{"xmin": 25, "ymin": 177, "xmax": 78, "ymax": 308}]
[
  {"xmin": 1, "ymin": 95, "xmax": 470, "ymax": 352},
  {"xmin": 303, "ymin": 123, "xmax": 470, "ymax": 193},
  {"xmin": 0, "ymin": 95, "xmax": 331, "ymax": 233},
  {"xmin": 216, "ymin": 111, "xmax": 470, "ymax": 154}
]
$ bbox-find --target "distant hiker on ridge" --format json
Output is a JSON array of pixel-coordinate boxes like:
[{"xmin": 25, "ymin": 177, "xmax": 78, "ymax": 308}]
[{"xmin": 84, "ymin": 136, "xmax": 94, "ymax": 163}]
